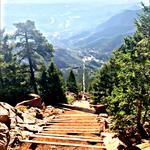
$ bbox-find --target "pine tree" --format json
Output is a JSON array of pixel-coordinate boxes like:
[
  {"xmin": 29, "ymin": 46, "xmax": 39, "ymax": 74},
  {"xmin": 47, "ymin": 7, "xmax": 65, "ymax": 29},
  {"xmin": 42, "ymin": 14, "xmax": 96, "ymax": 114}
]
[
  {"xmin": 0, "ymin": 30, "xmax": 31, "ymax": 105},
  {"xmin": 91, "ymin": 4, "xmax": 150, "ymax": 141},
  {"xmin": 39, "ymin": 62, "xmax": 67, "ymax": 105},
  {"xmin": 91, "ymin": 60, "xmax": 118, "ymax": 104},
  {"xmin": 67, "ymin": 70, "xmax": 78, "ymax": 95},
  {"xmin": 13, "ymin": 20, "xmax": 53, "ymax": 93}
]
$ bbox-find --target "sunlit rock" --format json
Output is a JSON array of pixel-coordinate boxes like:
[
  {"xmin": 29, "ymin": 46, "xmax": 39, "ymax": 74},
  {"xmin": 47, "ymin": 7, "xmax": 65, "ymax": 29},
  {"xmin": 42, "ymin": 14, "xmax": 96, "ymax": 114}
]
[
  {"xmin": 16, "ymin": 94, "xmax": 42, "ymax": 108},
  {"xmin": 0, "ymin": 122, "xmax": 9, "ymax": 150}
]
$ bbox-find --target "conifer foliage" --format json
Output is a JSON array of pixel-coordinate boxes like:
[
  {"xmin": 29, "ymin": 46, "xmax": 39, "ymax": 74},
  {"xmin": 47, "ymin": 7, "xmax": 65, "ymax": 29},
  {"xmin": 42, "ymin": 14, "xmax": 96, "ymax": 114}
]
[
  {"xmin": 91, "ymin": 3, "xmax": 150, "ymax": 140},
  {"xmin": 39, "ymin": 62, "xmax": 67, "ymax": 105},
  {"xmin": 67, "ymin": 70, "xmax": 78, "ymax": 95},
  {"xmin": 14, "ymin": 20, "xmax": 53, "ymax": 94},
  {"xmin": 0, "ymin": 21, "xmax": 66, "ymax": 106},
  {"xmin": 0, "ymin": 30, "xmax": 31, "ymax": 105}
]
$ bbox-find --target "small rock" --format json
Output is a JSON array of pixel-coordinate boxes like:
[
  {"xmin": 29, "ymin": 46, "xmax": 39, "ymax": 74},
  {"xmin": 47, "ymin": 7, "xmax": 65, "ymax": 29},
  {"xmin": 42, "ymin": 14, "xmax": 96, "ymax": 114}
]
[
  {"xmin": 99, "ymin": 113, "xmax": 108, "ymax": 118},
  {"xmin": 15, "ymin": 105, "xmax": 28, "ymax": 113},
  {"xmin": 137, "ymin": 142, "xmax": 150, "ymax": 150},
  {"xmin": 0, "ymin": 105, "xmax": 10, "ymax": 123},
  {"xmin": 24, "ymin": 124, "xmax": 43, "ymax": 132},
  {"xmin": 72, "ymin": 100, "xmax": 90, "ymax": 109},
  {"xmin": 16, "ymin": 116, "xmax": 24, "ymax": 124},
  {"xmin": 43, "ymin": 115, "xmax": 55, "ymax": 123},
  {"xmin": 8, "ymin": 128, "xmax": 22, "ymax": 147},
  {"xmin": 52, "ymin": 108, "xmax": 64, "ymax": 115},
  {"xmin": 103, "ymin": 133, "xmax": 124, "ymax": 150},
  {"xmin": 36, "ymin": 119, "xmax": 46, "ymax": 126},
  {"xmin": 0, "ymin": 122, "xmax": 9, "ymax": 150},
  {"xmin": 21, "ymin": 131, "xmax": 33, "ymax": 139},
  {"xmin": 22, "ymin": 113, "xmax": 36, "ymax": 124}
]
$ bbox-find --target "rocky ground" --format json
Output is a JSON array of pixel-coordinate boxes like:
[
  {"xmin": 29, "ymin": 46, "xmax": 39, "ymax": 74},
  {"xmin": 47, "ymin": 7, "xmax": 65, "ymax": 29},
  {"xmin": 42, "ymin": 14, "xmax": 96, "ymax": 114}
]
[{"xmin": 0, "ymin": 94, "xmax": 63, "ymax": 150}]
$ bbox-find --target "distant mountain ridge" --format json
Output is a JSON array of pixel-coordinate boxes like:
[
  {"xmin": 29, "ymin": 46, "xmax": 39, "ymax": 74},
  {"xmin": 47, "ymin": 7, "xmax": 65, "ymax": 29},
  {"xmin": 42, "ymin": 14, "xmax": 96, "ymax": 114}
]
[
  {"xmin": 54, "ymin": 9, "xmax": 140, "ymax": 69},
  {"xmin": 65, "ymin": 9, "xmax": 139, "ymax": 50}
]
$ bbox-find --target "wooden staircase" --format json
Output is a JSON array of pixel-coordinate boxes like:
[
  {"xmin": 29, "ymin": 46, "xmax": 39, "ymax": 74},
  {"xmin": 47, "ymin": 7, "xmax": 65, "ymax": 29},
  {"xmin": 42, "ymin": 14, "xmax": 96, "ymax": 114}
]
[{"xmin": 19, "ymin": 108, "xmax": 106, "ymax": 150}]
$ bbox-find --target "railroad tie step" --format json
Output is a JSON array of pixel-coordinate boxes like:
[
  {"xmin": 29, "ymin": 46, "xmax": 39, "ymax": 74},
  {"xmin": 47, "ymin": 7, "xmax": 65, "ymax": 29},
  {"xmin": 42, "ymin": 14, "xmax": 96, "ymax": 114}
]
[
  {"xmin": 19, "ymin": 109, "xmax": 108, "ymax": 150},
  {"xmin": 35, "ymin": 133, "xmax": 102, "ymax": 140},
  {"xmin": 20, "ymin": 139, "xmax": 106, "ymax": 149},
  {"xmin": 29, "ymin": 134, "xmax": 103, "ymax": 143},
  {"xmin": 43, "ymin": 128, "xmax": 100, "ymax": 131},
  {"xmin": 42, "ymin": 125, "xmax": 99, "ymax": 129}
]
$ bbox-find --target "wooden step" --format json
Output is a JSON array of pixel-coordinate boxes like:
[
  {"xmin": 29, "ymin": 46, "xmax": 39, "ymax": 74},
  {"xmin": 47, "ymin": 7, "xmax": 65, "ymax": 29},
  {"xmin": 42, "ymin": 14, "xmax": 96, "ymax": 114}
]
[
  {"xmin": 50, "ymin": 120, "xmax": 98, "ymax": 123},
  {"xmin": 19, "ymin": 108, "xmax": 107, "ymax": 150},
  {"xmin": 58, "ymin": 117, "xmax": 97, "ymax": 119},
  {"xmin": 36, "ymin": 133, "xmax": 102, "ymax": 140},
  {"xmin": 20, "ymin": 139, "xmax": 106, "ymax": 149},
  {"xmin": 42, "ymin": 126, "xmax": 99, "ymax": 129},
  {"xmin": 42, "ymin": 130, "xmax": 100, "ymax": 134},
  {"xmin": 59, "ymin": 114, "xmax": 97, "ymax": 117},
  {"xmin": 57, "ymin": 118, "xmax": 97, "ymax": 120},
  {"xmin": 46, "ymin": 122, "xmax": 99, "ymax": 126},
  {"xmin": 43, "ymin": 128, "xmax": 100, "ymax": 134},
  {"xmin": 30, "ymin": 134, "xmax": 103, "ymax": 143},
  {"xmin": 43, "ymin": 128, "xmax": 99, "ymax": 130}
]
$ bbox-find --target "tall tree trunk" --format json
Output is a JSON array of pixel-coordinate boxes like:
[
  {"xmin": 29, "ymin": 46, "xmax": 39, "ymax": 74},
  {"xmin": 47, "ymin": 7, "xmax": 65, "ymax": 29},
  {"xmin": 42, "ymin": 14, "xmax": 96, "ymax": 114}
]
[
  {"xmin": 0, "ymin": 69, "xmax": 4, "ymax": 88},
  {"xmin": 25, "ymin": 32, "xmax": 38, "ymax": 94},
  {"xmin": 137, "ymin": 100, "xmax": 142, "ymax": 127},
  {"xmin": 28, "ymin": 56, "xmax": 38, "ymax": 94},
  {"xmin": 136, "ymin": 99, "xmax": 148, "ymax": 138}
]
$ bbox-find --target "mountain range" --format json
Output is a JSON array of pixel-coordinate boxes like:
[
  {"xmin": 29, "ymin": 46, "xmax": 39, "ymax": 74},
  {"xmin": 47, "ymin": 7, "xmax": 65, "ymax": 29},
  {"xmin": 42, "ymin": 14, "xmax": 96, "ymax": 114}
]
[
  {"xmin": 4, "ymin": 3, "xmax": 140, "ymax": 69},
  {"xmin": 67, "ymin": 10, "xmax": 139, "ymax": 50},
  {"xmin": 54, "ymin": 9, "xmax": 139, "ymax": 69}
]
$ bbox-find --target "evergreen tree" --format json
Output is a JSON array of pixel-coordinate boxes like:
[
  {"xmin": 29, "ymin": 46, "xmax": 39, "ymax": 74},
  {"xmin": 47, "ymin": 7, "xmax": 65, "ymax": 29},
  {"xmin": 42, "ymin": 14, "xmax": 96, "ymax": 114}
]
[
  {"xmin": 39, "ymin": 62, "xmax": 67, "ymax": 105},
  {"xmin": 13, "ymin": 20, "xmax": 53, "ymax": 93},
  {"xmin": 67, "ymin": 70, "xmax": 78, "ymax": 95},
  {"xmin": 91, "ymin": 60, "xmax": 118, "ymax": 104},
  {"xmin": 0, "ymin": 30, "xmax": 31, "ymax": 105},
  {"xmin": 91, "ymin": 4, "xmax": 150, "ymax": 141}
]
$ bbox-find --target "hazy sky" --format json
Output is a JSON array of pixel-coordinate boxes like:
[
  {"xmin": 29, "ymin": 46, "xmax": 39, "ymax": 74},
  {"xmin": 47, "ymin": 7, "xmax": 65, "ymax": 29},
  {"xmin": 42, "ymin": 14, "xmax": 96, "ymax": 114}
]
[
  {"xmin": 0, "ymin": 0, "xmax": 149, "ymax": 29},
  {"xmin": 2, "ymin": 0, "xmax": 149, "ymax": 5}
]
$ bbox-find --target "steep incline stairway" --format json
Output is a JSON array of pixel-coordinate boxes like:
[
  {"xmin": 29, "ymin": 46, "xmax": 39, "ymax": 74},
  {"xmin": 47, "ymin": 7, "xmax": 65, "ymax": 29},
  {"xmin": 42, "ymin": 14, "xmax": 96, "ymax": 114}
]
[{"xmin": 20, "ymin": 109, "xmax": 106, "ymax": 150}]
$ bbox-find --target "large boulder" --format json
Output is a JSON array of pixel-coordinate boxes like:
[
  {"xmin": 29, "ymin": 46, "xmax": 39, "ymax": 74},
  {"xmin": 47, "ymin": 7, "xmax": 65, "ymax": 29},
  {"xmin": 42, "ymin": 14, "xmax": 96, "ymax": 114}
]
[
  {"xmin": 91, "ymin": 104, "xmax": 108, "ymax": 114},
  {"xmin": 0, "ymin": 102, "xmax": 16, "ymax": 128},
  {"xmin": 0, "ymin": 122, "xmax": 9, "ymax": 150},
  {"xmin": 16, "ymin": 94, "xmax": 42, "ymax": 108},
  {"xmin": 16, "ymin": 106, "xmax": 44, "ymax": 124}
]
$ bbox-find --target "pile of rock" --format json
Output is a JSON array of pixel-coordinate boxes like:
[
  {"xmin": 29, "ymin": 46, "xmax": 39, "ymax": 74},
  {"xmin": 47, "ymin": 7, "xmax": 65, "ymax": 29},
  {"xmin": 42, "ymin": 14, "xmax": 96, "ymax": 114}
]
[
  {"xmin": 0, "ymin": 102, "xmax": 15, "ymax": 150},
  {"xmin": 97, "ymin": 113, "xmax": 111, "ymax": 132},
  {"xmin": 0, "ymin": 94, "xmax": 64, "ymax": 150}
]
